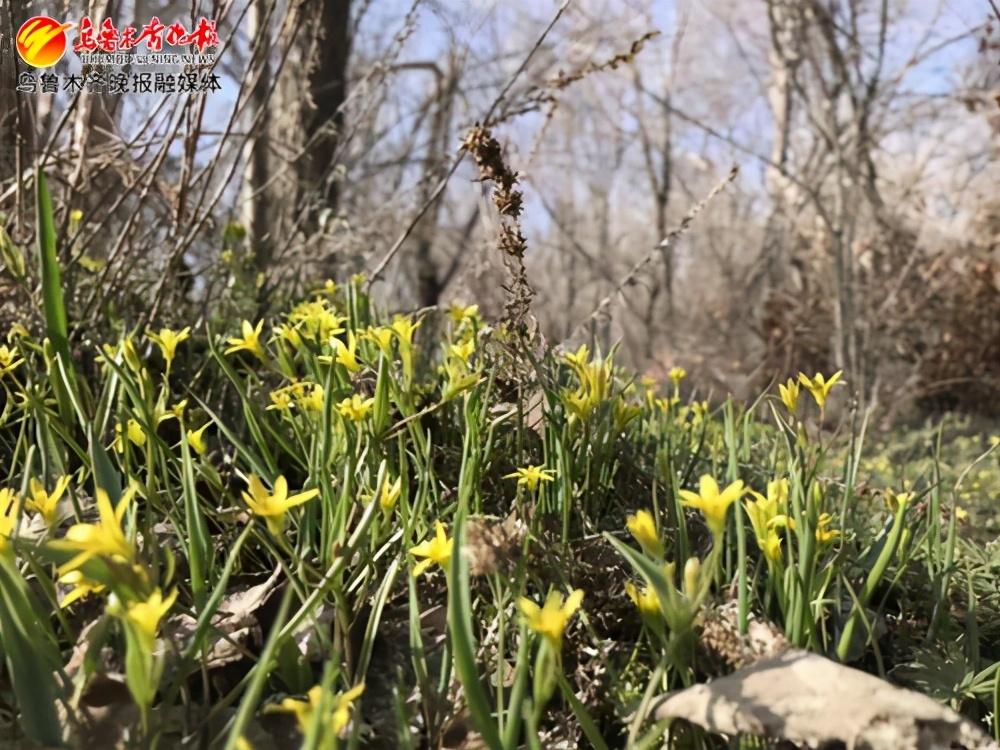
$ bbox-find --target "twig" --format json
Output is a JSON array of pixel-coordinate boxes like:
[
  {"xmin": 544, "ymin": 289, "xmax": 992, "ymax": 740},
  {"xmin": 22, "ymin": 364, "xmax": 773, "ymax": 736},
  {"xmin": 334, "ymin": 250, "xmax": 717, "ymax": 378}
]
[
  {"xmin": 365, "ymin": 0, "xmax": 573, "ymax": 286},
  {"xmin": 565, "ymin": 165, "xmax": 739, "ymax": 341}
]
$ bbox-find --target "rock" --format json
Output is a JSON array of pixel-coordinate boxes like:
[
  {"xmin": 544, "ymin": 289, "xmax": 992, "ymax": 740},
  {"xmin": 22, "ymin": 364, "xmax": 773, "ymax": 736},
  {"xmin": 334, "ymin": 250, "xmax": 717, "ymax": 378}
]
[{"xmin": 654, "ymin": 649, "xmax": 996, "ymax": 750}]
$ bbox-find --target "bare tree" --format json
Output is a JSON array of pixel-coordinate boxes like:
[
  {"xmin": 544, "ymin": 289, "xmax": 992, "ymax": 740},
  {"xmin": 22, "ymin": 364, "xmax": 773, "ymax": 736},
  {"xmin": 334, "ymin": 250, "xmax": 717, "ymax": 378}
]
[{"xmin": 299, "ymin": 0, "xmax": 352, "ymax": 243}]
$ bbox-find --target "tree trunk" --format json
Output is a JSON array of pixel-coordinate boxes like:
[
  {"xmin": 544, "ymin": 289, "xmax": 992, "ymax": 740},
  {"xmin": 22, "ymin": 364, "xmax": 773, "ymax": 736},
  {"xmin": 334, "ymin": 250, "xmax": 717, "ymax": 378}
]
[
  {"xmin": 299, "ymin": 0, "xmax": 352, "ymax": 245},
  {"xmin": 758, "ymin": 0, "xmax": 801, "ymax": 294},
  {"xmin": 414, "ymin": 60, "xmax": 459, "ymax": 309},
  {"xmin": 244, "ymin": 0, "xmax": 273, "ymax": 273},
  {"xmin": 0, "ymin": 0, "xmax": 36, "ymax": 238}
]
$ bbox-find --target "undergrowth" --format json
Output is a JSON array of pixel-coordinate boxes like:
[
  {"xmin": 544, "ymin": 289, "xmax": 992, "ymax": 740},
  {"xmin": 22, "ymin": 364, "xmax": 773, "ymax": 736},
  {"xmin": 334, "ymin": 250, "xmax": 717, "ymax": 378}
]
[{"xmin": 0, "ymin": 175, "xmax": 998, "ymax": 749}]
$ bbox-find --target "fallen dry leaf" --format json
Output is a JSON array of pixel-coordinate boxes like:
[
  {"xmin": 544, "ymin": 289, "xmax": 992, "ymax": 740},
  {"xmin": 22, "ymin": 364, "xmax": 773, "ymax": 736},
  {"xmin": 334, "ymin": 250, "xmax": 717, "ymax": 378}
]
[
  {"xmin": 654, "ymin": 649, "xmax": 997, "ymax": 750},
  {"xmin": 165, "ymin": 568, "xmax": 282, "ymax": 669}
]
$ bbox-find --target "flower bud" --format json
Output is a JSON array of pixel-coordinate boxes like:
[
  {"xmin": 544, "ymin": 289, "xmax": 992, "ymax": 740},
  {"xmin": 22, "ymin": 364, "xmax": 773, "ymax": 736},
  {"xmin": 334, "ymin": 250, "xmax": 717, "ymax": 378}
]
[{"xmin": 683, "ymin": 556, "xmax": 701, "ymax": 600}]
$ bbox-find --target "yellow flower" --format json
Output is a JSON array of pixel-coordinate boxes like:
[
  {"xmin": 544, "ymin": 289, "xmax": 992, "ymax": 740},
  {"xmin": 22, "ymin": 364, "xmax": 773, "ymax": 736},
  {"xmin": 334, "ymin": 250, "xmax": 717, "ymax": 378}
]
[
  {"xmin": 409, "ymin": 521, "xmax": 452, "ymax": 577},
  {"xmin": 337, "ymin": 394, "xmax": 374, "ymax": 423},
  {"xmin": 690, "ymin": 400, "xmax": 710, "ymax": 422},
  {"xmin": 767, "ymin": 478, "xmax": 789, "ymax": 509},
  {"xmin": 25, "ymin": 475, "xmax": 72, "ymax": 527},
  {"xmin": 273, "ymin": 684, "xmax": 365, "ymax": 736},
  {"xmin": 761, "ymin": 532, "xmax": 783, "ymax": 562},
  {"xmin": 288, "ymin": 300, "xmax": 344, "ymax": 341},
  {"xmin": 153, "ymin": 400, "xmax": 177, "ymax": 426},
  {"xmin": 518, "ymin": 589, "xmax": 584, "ymax": 649},
  {"xmin": 123, "ymin": 587, "xmax": 178, "ymax": 651},
  {"xmin": 0, "ymin": 488, "xmax": 20, "ymax": 555},
  {"xmin": 326, "ymin": 332, "xmax": 361, "ymax": 373},
  {"xmin": 441, "ymin": 358, "xmax": 481, "ymax": 401},
  {"xmin": 562, "ymin": 387, "xmax": 591, "ymax": 420},
  {"xmin": 187, "ymin": 423, "xmax": 210, "ymax": 456},
  {"xmin": 6, "ymin": 324, "xmax": 30, "ymax": 342},
  {"xmin": 884, "ymin": 489, "xmax": 913, "ymax": 512},
  {"xmin": 390, "ymin": 315, "xmax": 420, "ymax": 346},
  {"xmin": 146, "ymin": 326, "xmax": 191, "ymax": 368},
  {"xmin": 52, "ymin": 485, "xmax": 137, "ymax": 576},
  {"xmin": 298, "ymin": 383, "xmax": 325, "ymax": 413},
  {"xmin": 778, "ymin": 378, "xmax": 799, "ymax": 414},
  {"xmin": 363, "ymin": 326, "xmax": 394, "ymax": 357},
  {"xmin": 614, "ymin": 397, "xmax": 642, "ymax": 429},
  {"xmin": 561, "ymin": 347, "xmax": 612, "ymax": 420},
  {"xmin": 955, "ymin": 506, "xmax": 969, "ymax": 522},
  {"xmin": 241, "ymin": 475, "xmax": 319, "ymax": 537},
  {"xmin": 331, "ymin": 684, "xmax": 365, "ymax": 735},
  {"xmin": 626, "ymin": 509, "xmax": 664, "ymax": 558},
  {"xmin": 226, "ymin": 320, "xmax": 266, "ymax": 360},
  {"xmin": 449, "ymin": 302, "xmax": 479, "ymax": 324},
  {"xmin": 668, "ymin": 366, "xmax": 686, "ymax": 386},
  {"xmin": 625, "ymin": 581, "xmax": 659, "ymax": 617},
  {"xmin": 682, "ymin": 556, "xmax": 701, "ymax": 600},
  {"xmin": 815, "ymin": 513, "xmax": 840, "ymax": 544},
  {"xmin": 563, "ymin": 344, "xmax": 590, "ymax": 372},
  {"xmin": 80, "ymin": 254, "xmax": 107, "ymax": 272},
  {"xmin": 448, "ymin": 338, "xmax": 475, "ymax": 364},
  {"xmin": 654, "ymin": 395, "xmax": 678, "ymax": 413},
  {"xmin": 583, "ymin": 361, "xmax": 612, "ymax": 403},
  {"xmin": 679, "ymin": 475, "xmax": 745, "ymax": 537},
  {"xmin": 504, "ymin": 465, "xmax": 556, "ymax": 493},
  {"xmin": 449, "ymin": 302, "xmax": 478, "ymax": 323},
  {"xmin": 169, "ymin": 399, "xmax": 188, "ymax": 421},
  {"xmin": 0, "ymin": 344, "xmax": 23, "ymax": 376},
  {"xmin": 272, "ymin": 323, "xmax": 303, "ymax": 349},
  {"xmin": 69, "ymin": 208, "xmax": 84, "ymax": 223},
  {"xmin": 391, "ymin": 315, "xmax": 420, "ymax": 382},
  {"xmin": 104, "ymin": 336, "xmax": 144, "ymax": 374},
  {"xmin": 58, "ymin": 570, "xmax": 104, "ymax": 609},
  {"xmin": 113, "ymin": 418, "xmax": 147, "ymax": 452},
  {"xmin": 380, "ymin": 476, "xmax": 402, "ymax": 513},
  {"xmin": 797, "ymin": 371, "xmax": 844, "ymax": 409},
  {"xmin": 267, "ymin": 388, "xmax": 294, "ymax": 412},
  {"xmin": 744, "ymin": 493, "xmax": 785, "ymax": 563}
]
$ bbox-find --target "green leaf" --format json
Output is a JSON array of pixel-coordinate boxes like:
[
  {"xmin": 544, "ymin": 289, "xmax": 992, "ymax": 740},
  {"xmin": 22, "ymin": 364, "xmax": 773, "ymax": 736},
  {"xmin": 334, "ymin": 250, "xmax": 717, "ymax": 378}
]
[
  {"xmin": 0, "ymin": 556, "xmax": 63, "ymax": 746},
  {"xmin": 179, "ymin": 525, "xmax": 253, "ymax": 663},
  {"xmin": 180, "ymin": 428, "xmax": 213, "ymax": 608},
  {"xmin": 35, "ymin": 169, "xmax": 69, "ymax": 361},
  {"xmin": 555, "ymin": 673, "xmax": 609, "ymax": 750},
  {"xmin": 605, "ymin": 534, "xmax": 674, "ymax": 619},
  {"xmin": 372, "ymin": 354, "xmax": 391, "ymax": 436},
  {"xmin": 89, "ymin": 424, "xmax": 122, "ymax": 507},
  {"xmin": 223, "ymin": 585, "xmax": 294, "ymax": 750},
  {"xmin": 0, "ymin": 224, "xmax": 26, "ymax": 279},
  {"xmin": 448, "ymin": 513, "xmax": 503, "ymax": 750}
]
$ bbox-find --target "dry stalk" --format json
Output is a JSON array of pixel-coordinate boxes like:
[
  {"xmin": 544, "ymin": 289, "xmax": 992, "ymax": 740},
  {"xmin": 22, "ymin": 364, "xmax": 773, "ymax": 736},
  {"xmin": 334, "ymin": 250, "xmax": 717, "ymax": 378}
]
[
  {"xmin": 492, "ymin": 30, "xmax": 661, "ymax": 127},
  {"xmin": 461, "ymin": 124, "xmax": 534, "ymax": 333},
  {"xmin": 365, "ymin": 0, "xmax": 572, "ymax": 287},
  {"xmin": 548, "ymin": 31, "xmax": 660, "ymax": 90},
  {"xmin": 567, "ymin": 165, "xmax": 739, "ymax": 341}
]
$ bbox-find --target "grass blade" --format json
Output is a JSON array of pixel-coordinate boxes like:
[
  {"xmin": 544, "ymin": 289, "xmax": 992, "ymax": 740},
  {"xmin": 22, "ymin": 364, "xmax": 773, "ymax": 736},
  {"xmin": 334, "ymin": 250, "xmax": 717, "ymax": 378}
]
[
  {"xmin": 0, "ymin": 556, "xmax": 63, "ymax": 746},
  {"xmin": 448, "ymin": 512, "xmax": 503, "ymax": 750},
  {"xmin": 35, "ymin": 169, "xmax": 69, "ymax": 360}
]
